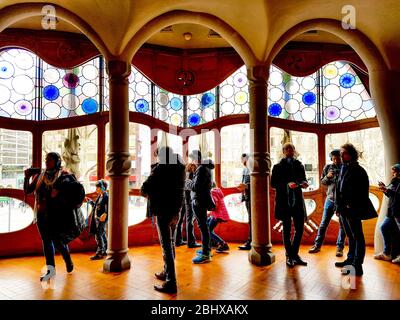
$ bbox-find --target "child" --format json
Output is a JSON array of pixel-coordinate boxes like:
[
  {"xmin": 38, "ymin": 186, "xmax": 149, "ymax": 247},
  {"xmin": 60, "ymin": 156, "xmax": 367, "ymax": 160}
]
[
  {"xmin": 207, "ymin": 184, "xmax": 230, "ymax": 253},
  {"xmin": 376, "ymin": 163, "xmax": 400, "ymax": 264},
  {"xmin": 88, "ymin": 179, "xmax": 109, "ymax": 260}
]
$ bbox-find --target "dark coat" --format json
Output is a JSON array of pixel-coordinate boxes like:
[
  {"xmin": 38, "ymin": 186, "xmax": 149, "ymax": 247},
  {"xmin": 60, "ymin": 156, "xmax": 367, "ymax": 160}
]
[
  {"xmin": 270, "ymin": 158, "xmax": 307, "ymax": 221},
  {"xmin": 141, "ymin": 159, "xmax": 186, "ymax": 218},
  {"xmin": 186, "ymin": 160, "xmax": 215, "ymax": 209},
  {"xmin": 241, "ymin": 167, "xmax": 251, "ymax": 203},
  {"xmin": 383, "ymin": 177, "xmax": 400, "ymax": 218},
  {"xmin": 335, "ymin": 161, "xmax": 377, "ymax": 220},
  {"xmin": 89, "ymin": 192, "xmax": 109, "ymax": 235}
]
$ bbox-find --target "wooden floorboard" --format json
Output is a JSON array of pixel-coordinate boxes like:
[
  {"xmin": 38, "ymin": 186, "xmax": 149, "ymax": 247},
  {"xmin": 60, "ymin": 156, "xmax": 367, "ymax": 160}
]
[{"xmin": 0, "ymin": 244, "xmax": 398, "ymax": 300}]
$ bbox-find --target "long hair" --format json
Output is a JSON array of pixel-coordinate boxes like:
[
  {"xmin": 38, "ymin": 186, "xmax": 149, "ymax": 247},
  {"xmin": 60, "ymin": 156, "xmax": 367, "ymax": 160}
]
[
  {"xmin": 46, "ymin": 152, "xmax": 62, "ymax": 170},
  {"xmin": 340, "ymin": 143, "xmax": 360, "ymax": 161}
]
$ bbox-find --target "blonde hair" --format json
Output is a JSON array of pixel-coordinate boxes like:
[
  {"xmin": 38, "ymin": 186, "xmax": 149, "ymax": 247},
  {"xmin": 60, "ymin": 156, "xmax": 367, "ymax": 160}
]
[{"xmin": 281, "ymin": 142, "xmax": 299, "ymax": 158}]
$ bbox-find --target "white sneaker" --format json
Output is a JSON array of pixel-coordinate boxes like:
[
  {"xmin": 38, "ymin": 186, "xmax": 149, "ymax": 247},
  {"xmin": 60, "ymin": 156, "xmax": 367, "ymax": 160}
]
[
  {"xmin": 374, "ymin": 252, "xmax": 392, "ymax": 261},
  {"xmin": 392, "ymin": 256, "xmax": 400, "ymax": 264}
]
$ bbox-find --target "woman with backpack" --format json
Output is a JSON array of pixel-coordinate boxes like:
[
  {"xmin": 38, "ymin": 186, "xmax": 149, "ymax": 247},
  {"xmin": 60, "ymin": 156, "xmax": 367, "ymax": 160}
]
[{"xmin": 24, "ymin": 152, "xmax": 79, "ymax": 282}]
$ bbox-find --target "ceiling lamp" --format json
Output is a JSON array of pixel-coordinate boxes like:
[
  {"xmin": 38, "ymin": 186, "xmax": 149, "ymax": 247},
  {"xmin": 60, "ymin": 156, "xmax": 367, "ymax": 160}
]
[{"xmin": 183, "ymin": 32, "xmax": 192, "ymax": 41}]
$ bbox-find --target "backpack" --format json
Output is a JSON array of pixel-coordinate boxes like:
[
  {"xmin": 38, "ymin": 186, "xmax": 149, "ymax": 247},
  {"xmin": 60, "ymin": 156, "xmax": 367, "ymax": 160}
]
[{"xmin": 64, "ymin": 180, "xmax": 86, "ymax": 208}]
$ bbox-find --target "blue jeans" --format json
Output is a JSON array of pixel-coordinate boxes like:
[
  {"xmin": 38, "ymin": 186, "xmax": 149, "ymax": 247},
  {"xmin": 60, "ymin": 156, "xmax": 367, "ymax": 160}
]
[
  {"xmin": 314, "ymin": 198, "xmax": 346, "ymax": 249},
  {"xmin": 156, "ymin": 215, "xmax": 178, "ymax": 283},
  {"xmin": 380, "ymin": 216, "xmax": 400, "ymax": 257},
  {"xmin": 95, "ymin": 221, "xmax": 108, "ymax": 255},
  {"xmin": 192, "ymin": 201, "xmax": 211, "ymax": 256},
  {"xmin": 342, "ymin": 216, "xmax": 365, "ymax": 265},
  {"xmin": 37, "ymin": 213, "xmax": 71, "ymax": 268},
  {"xmin": 207, "ymin": 217, "xmax": 224, "ymax": 244}
]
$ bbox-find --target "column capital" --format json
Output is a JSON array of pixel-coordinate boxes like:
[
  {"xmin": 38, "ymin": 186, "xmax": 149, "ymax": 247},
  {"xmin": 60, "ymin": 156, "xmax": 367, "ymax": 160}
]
[
  {"xmin": 106, "ymin": 151, "xmax": 131, "ymax": 176},
  {"xmin": 247, "ymin": 65, "xmax": 269, "ymax": 83},
  {"xmin": 248, "ymin": 151, "xmax": 272, "ymax": 175},
  {"xmin": 107, "ymin": 59, "xmax": 131, "ymax": 80}
]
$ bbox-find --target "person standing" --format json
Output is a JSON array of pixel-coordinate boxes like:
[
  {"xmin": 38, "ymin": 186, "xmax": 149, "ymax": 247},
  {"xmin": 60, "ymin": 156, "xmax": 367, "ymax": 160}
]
[
  {"xmin": 237, "ymin": 153, "xmax": 252, "ymax": 250},
  {"xmin": 375, "ymin": 163, "xmax": 400, "ymax": 263},
  {"xmin": 141, "ymin": 146, "xmax": 185, "ymax": 294},
  {"xmin": 309, "ymin": 149, "xmax": 347, "ymax": 256},
  {"xmin": 88, "ymin": 179, "xmax": 109, "ymax": 260},
  {"xmin": 271, "ymin": 143, "xmax": 309, "ymax": 267},
  {"xmin": 334, "ymin": 143, "xmax": 377, "ymax": 276},
  {"xmin": 23, "ymin": 152, "xmax": 75, "ymax": 282},
  {"xmin": 186, "ymin": 150, "xmax": 215, "ymax": 264}
]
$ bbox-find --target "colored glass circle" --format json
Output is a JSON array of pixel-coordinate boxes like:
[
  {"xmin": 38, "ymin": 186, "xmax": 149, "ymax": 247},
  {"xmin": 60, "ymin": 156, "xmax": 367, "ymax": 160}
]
[
  {"xmin": 82, "ymin": 64, "xmax": 98, "ymax": 80},
  {"xmin": 188, "ymin": 113, "xmax": 201, "ymax": 126},
  {"xmin": 158, "ymin": 107, "xmax": 169, "ymax": 121},
  {"xmin": 269, "ymin": 87, "xmax": 282, "ymax": 102},
  {"xmin": 170, "ymin": 113, "xmax": 182, "ymax": 126},
  {"xmin": 43, "ymin": 85, "xmax": 60, "ymax": 101},
  {"xmin": 342, "ymin": 92, "xmax": 363, "ymax": 111},
  {"xmin": 188, "ymin": 97, "xmax": 200, "ymax": 111},
  {"xmin": 43, "ymin": 102, "xmax": 61, "ymax": 119},
  {"xmin": 43, "ymin": 68, "xmax": 60, "ymax": 83},
  {"xmin": 202, "ymin": 108, "xmax": 214, "ymax": 122},
  {"xmin": 302, "ymin": 77, "xmax": 316, "ymax": 90},
  {"xmin": 12, "ymin": 75, "xmax": 34, "ymax": 95},
  {"xmin": 323, "ymin": 64, "xmax": 338, "ymax": 79},
  {"xmin": 324, "ymin": 84, "xmax": 341, "ymax": 101},
  {"xmin": 268, "ymin": 103, "xmax": 282, "ymax": 117},
  {"xmin": 15, "ymin": 52, "xmax": 34, "ymax": 70},
  {"xmin": 201, "ymin": 93, "xmax": 215, "ymax": 109},
  {"xmin": 82, "ymin": 83, "xmax": 97, "ymax": 97},
  {"xmin": 136, "ymin": 82, "xmax": 149, "ymax": 96},
  {"xmin": 0, "ymin": 61, "xmax": 14, "ymax": 79},
  {"xmin": 135, "ymin": 99, "xmax": 149, "ymax": 113},
  {"xmin": 285, "ymin": 80, "xmax": 300, "ymax": 95},
  {"xmin": 157, "ymin": 92, "xmax": 169, "ymax": 106},
  {"xmin": 63, "ymin": 73, "xmax": 80, "ymax": 89},
  {"xmin": 301, "ymin": 107, "xmax": 316, "ymax": 122},
  {"xmin": 234, "ymin": 91, "xmax": 248, "ymax": 105},
  {"xmin": 324, "ymin": 106, "xmax": 341, "ymax": 121},
  {"xmin": 62, "ymin": 94, "xmax": 80, "ymax": 110},
  {"xmin": 0, "ymin": 84, "xmax": 11, "ymax": 104},
  {"xmin": 302, "ymin": 91, "xmax": 316, "ymax": 105},
  {"xmin": 170, "ymin": 97, "xmax": 182, "ymax": 111},
  {"xmin": 128, "ymin": 88, "xmax": 136, "ymax": 102},
  {"xmin": 82, "ymin": 98, "xmax": 98, "ymax": 114},
  {"xmin": 269, "ymin": 71, "xmax": 283, "ymax": 86},
  {"xmin": 285, "ymin": 99, "xmax": 300, "ymax": 114},
  {"xmin": 14, "ymin": 100, "xmax": 33, "ymax": 116},
  {"xmin": 339, "ymin": 73, "xmax": 356, "ymax": 88},
  {"xmin": 221, "ymin": 85, "xmax": 234, "ymax": 98},
  {"xmin": 221, "ymin": 102, "xmax": 234, "ymax": 115},
  {"xmin": 233, "ymin": 72, "xmax": 247, "ymax": 88}
]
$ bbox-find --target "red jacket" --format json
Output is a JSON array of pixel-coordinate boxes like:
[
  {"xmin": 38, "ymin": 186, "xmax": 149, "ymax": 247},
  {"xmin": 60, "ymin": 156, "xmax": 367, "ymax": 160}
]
[{"xmin": 209, "ymin": 188, "xmax": 230, "ymax": 222}]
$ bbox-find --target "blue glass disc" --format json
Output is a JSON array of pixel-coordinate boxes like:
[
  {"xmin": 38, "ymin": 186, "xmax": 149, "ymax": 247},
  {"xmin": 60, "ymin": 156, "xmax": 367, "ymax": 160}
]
[
  {"xmin": 82, "ymin": 98, "xmax": 98, "ymax": 114},
  {"xmin": 339, "ymin": 73, "xmax": 356, "ymax": 88},
  {"xmin": 135, "ymin": 99, "xmax": 149, "ymax": 113},
  {"xmin": 268, "ymin": 103, "xmax": 282, "ymax": 117},
  {"xmin": 43, "ymin": 85, "xmax": 60, "ymax": 101},
  {"xmin": 302, "ymin": 91, "xmax": 316, "ymax": 106},
  {"xmin": 188, "ymin": 113, "xmax": 201, "ymax": 126},
  {"xmin": 170, "ymin": 97, "xmax": 182, "ymax": 111},
  {"xmin": 201, "ymin": 93, "xmax": 215, "ymax": 109}
]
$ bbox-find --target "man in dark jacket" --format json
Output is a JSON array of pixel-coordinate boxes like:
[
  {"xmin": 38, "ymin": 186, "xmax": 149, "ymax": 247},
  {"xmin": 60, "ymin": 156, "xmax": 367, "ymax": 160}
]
[
  {"xmin": 334, "ymin": 143, "xmax": 377, "ymax": 276},
  {"xmin": 271, "ymin": 143, "xmax": 309, "ymax": 268},
  {"xmin": 238, "ymin": 153, "xmax": 252, "ymax": 250},
  {"xmin": 309, "ymin": 149, "xmax": 347, "ymax": 256},
  {"xmin": 141, "ymin": 146, "xmax": 185, "ymax": 294},
  {"xmin": 186, "ymin": 150, "xmax": 215, "ymax": 264}
]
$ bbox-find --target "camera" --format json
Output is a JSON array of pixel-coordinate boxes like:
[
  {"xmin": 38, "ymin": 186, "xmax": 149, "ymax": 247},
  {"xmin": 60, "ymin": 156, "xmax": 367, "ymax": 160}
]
[{"xmin": 26, "ymin": 167, "xmax": 41, "ymax": 175}]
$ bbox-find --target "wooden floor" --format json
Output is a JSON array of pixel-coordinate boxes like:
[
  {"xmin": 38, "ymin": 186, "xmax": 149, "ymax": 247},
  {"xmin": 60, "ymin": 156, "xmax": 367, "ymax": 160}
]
[{"xmin": 0, "ymin": 244, "xmax": 399, "ymax": 300}]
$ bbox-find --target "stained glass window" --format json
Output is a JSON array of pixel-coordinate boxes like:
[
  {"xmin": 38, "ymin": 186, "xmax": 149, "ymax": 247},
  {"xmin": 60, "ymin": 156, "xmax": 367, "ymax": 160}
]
[
  {"xmin": 268, "ymin": 65, "xmax": 318, "ymax": 123},
  {"xmin": 321, "ymin": 61, "xmax": 375, "ymax": 123},
  {"xmin": 0, "ymin": 49, "xmax": 36, "ymax": 120},
  {"xmin": 187, "ymin": 89, "xmax": 217, "ymax": 126},
  {"xmin": 219, "ymin": 65, "xmax": 249, "ymax": 116},
  {"xmin": 42, "ymin": 58, "xmax": 101, "ymax": 119},
  {"xmin": 155, "ymin": 86, "xmax": 183, "ymax": 126}
]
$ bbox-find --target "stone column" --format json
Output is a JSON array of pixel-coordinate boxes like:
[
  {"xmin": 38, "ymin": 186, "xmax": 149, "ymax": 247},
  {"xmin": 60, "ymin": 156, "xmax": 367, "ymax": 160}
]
[
  {"xmin": 369, "ymin": 69, "xmax": 400, "ymax": 253},
  {"xmin": 103, "ymin": 60, "xmax": 131, "ymax": 272},
  {"xmin": 247, "ymin": 65, "xmax": 275, "ymax": 265}
]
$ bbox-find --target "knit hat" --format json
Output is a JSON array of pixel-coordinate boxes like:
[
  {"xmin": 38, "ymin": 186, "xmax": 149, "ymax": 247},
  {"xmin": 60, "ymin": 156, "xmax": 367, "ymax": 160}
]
[{"xmin": 392, "ymin": 163, "xmax": 400, "ymax": 173}]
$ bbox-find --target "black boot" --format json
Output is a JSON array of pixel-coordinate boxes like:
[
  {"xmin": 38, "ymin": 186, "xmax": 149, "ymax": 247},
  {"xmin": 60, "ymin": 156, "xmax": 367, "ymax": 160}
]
[
  {"xmin": 154, "ymin": 281, "xmax": 177, "ymax": 294},
  {"xmin": 64, "ymin": 254, "xmax": 74, "ymax": 273}
]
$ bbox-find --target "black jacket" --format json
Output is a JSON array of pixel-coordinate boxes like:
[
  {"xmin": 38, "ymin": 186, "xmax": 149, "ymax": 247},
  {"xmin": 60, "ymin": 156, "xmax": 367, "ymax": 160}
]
[
  {"xmin": 270, "ymin": 158, "xmax": 307, "ymax": 221},
  {"xmin": 384, "ymin": 178, "xmax": 400, "ymax": 218},
  {"xmin": 335, "ymin": 161, "xmax": 377, "ymax": 220},
  {"xmin": 186, "ymin": 160, "xmax": 215, "ymax": 208},
  {"xmin": 141, "ymin": 158, "xmax": 185, "ymax": 218},
  {"xmin": 89, "ymin": 192, "xmax": 109, "ymax": 234}
]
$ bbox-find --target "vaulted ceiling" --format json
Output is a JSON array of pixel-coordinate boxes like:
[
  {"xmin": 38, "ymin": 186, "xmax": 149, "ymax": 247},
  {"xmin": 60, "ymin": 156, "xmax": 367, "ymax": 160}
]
[{"xmin": 1, "ymin": 0, "xmax": 399, "ymax": 70}]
